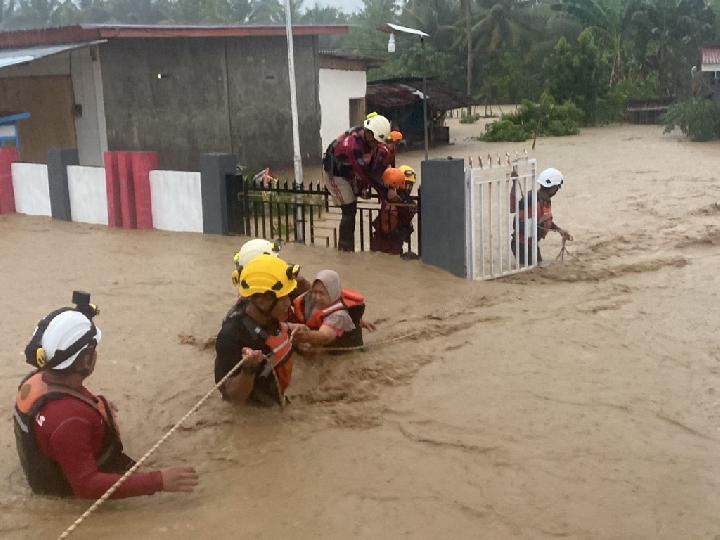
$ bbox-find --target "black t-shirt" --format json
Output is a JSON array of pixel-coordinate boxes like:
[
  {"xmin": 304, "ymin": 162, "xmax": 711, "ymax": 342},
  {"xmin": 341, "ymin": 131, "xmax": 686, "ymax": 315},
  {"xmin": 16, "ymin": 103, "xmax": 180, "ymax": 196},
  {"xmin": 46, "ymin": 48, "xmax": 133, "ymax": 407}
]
[{"xmin": 214, "ymin": 301, "xmax": 281, "ymax": 406}]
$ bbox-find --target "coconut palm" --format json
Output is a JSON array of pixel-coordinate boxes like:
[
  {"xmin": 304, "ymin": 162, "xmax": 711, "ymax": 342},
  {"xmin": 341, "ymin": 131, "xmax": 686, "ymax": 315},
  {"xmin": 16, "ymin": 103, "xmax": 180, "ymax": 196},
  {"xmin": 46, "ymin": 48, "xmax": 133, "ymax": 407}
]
[
  {"xmin": 0, "ymin": 0, "xmax": 16, "ymax": 27},
  {"xmin": 3, "ymin": 0, "xmax": 62, "ymax": 28},
  {"xmin": 625, "ymin": 0, "xmax": 716, "ymax": 96}
]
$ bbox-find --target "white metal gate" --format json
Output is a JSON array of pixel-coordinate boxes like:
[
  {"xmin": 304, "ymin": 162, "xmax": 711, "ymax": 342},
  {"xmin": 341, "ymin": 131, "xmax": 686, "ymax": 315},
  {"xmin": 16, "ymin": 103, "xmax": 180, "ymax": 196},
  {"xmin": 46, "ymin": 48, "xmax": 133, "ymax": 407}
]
[{"xmin": 465, "ymin": 158, "xmax": 539, "ymax": 280}]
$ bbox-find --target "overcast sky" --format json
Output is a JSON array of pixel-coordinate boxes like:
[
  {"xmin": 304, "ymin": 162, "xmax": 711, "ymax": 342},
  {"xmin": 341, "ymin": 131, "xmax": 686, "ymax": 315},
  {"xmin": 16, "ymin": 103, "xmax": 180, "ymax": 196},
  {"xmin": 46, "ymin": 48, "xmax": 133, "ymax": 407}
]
[{"xmin": 313, "ymin": 0, "xmax": 364, "ymax": 14}]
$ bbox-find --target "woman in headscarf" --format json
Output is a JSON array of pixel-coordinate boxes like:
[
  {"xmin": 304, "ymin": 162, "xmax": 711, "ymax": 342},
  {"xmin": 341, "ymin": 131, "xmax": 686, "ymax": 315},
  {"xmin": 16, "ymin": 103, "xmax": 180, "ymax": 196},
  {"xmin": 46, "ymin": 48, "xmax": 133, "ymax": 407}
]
[{"xmin": 292, "ymin": 270, "xmax": 366, "ymax": 349}]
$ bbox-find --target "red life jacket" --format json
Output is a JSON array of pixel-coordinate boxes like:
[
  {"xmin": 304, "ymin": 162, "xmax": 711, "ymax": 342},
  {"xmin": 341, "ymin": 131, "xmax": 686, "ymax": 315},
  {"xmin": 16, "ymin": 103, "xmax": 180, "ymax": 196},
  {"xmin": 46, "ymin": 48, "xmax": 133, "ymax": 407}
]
[
  {"xmin": 13, "ymin": 372, "xmax": 132, "ymax": 496},
  {"xmin": 261, "ymin": 326, "xmax": 294, "ymax": 396},
  {"xmin": 293, "ymin": 289, "xmax": 366, "ymax": 349}
]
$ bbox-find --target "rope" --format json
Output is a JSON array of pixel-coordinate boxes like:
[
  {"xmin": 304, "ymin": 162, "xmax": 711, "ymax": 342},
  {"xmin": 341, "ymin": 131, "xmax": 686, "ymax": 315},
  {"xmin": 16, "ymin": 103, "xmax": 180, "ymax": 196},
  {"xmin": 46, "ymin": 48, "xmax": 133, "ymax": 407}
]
[
  {"xmin": 305, "ymin": 329, "xmax": 426, "ymax": 353},
  {"xmin": 58, "ymin": 329, "xmax": 419, "ymax": 538},
  {"xmin": 57, "ymin": 351, "xmax": 264, "ymax": 539},
  {"xmin": 555, "ymin": 237, "xmax": 579, "ymax": 262}
]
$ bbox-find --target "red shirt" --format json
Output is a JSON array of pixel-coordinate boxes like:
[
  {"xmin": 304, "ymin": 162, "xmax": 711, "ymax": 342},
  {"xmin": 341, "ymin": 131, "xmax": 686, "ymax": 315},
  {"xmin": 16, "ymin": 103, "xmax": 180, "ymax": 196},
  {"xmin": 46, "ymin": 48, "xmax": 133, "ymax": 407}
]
[
  {"xmin": 332, "ymin": 128, "xmax": 388, "ymax": 197},
  {"xmin": 33, "ymin": 388, "xmax": 163, "ymax": 499}
]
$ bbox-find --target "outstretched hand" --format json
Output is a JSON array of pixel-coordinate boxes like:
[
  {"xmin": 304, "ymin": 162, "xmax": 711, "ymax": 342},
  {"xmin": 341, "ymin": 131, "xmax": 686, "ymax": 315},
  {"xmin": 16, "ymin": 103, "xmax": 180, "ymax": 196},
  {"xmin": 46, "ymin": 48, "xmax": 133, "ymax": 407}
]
[
  {"xmin": 360, "ymin": 319, "xmax": 376, "ymax": 332},
  {"xmin": 161, "ymin": 466, "xmax": 199, "ymax": 493}
]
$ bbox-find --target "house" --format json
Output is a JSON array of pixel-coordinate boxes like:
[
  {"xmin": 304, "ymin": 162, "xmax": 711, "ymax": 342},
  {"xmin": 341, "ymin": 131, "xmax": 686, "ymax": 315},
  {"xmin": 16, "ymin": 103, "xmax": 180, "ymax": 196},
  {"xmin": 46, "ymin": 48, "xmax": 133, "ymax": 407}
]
[
  {"xmin": 700, "ymin": 45, "xmax": 720, "ymax": 103},
  {"xmin": 318, "ymin": 52, "xmax": 377, "ymax": 151},
  {"xmin": 0, "ymin": 24, "xmax": 348, "ymax": 170}
]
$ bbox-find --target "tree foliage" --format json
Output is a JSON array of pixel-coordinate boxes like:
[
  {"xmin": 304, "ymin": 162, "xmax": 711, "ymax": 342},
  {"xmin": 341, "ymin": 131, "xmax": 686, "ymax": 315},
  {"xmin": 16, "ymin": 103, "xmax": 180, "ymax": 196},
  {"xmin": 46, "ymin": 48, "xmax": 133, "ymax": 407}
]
[{"xmin": 0, "ymin": 0, "xmax": 718, "ymax": 136}]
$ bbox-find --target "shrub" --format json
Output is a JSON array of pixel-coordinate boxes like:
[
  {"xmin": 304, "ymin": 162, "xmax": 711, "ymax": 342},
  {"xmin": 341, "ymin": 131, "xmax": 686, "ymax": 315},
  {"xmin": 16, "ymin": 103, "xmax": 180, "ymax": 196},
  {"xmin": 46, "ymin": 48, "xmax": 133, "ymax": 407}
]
[
  {"xmin": 460, "ymin": 111, "xmax": 481, "ymax": 124},
  {"xmin": 663, "ymin": 99, "xmax": 720, "ymax": 141},
  {"xmin": 481, "ymin": 119, "xmax": 531, "ymax": 142},
  {"xmin": 480, "ymin": 94, "xmax": 581, "ymax": 142}
]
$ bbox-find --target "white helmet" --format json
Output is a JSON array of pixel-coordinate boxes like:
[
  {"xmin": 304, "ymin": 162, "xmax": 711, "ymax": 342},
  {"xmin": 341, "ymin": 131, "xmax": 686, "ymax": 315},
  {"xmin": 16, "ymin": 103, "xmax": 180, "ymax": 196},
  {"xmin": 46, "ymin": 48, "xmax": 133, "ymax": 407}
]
[
  {"xmin": 363, "ymin": 112, "xmax": 391, "ymax": 143},
  {"xmin": 537, "ymin": 168, "xmax": 564, "ymax": 188},
  {"xmin": 232, "ymin": 239, "xmax": 281, "ymax": 286},
  {"xmin": 40, "ymin": 311, "xmax": 101, "ymax": 370}
]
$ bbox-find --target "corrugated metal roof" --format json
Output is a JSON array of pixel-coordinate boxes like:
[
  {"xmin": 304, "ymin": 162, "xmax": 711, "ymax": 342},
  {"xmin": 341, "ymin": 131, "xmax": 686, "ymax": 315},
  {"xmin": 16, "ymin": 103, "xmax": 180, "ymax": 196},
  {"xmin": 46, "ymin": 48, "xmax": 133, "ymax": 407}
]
[
  {"xmin": 367, "ymin": 78, "xmax": 471, "ymax": 112},
  {"xmin": 0, "ymin": 24, "xmax": 349, "ymax": 49},
  {"xmin": 0, "ymin": 41, "xmax": 105, "ymax": 70},
  {"xmin": 702, "ymin": 47, "xmax": 720, "ymax": 71}
]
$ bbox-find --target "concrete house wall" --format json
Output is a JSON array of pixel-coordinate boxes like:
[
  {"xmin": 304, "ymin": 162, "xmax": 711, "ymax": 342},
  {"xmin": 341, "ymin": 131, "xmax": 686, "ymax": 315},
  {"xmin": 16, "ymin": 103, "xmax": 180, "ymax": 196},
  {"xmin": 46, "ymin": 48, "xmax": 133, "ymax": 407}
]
[{"xmin": 99, "ymin": 36, "xmax": 321, "ymax": 171}]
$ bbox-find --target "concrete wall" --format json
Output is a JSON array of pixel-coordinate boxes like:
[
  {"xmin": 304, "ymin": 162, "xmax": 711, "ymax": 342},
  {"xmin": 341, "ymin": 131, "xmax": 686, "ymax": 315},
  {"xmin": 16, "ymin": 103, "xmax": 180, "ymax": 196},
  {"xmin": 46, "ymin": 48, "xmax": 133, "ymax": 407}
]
[
  {"xmin": 71, "ymin": 46, "xmax": 108, "ymax": 166},
  {"xmin": 319, "ymin": 68, "xmax": 366, "ymax": 151},
  {"xmin": 11, "ymin": 162, "xmax": 51, "ymax": 215},
  {"xmin": 149, "ymin": 170, "xmax": 203, "ymax": 233},
  {"xmin": 225, "ymin": 35, "xmax": 321, "ymax": 168},
  {"xmin": 67, "ymin": 165, "xmax": 108, "ymax": 225},
  {"xmin": 100, "ymin": 36, "xmax": 321, "ymax": 171}
]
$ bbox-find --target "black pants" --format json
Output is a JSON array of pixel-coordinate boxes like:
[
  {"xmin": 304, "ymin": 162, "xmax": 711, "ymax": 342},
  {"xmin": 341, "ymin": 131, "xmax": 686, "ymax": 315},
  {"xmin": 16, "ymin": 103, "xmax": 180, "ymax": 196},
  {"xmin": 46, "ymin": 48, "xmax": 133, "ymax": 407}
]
[
  {"xmin": 511, "ymin": 239, "xmax": 542, "ymax": 265},
  {"xmin": 338, "ymin": 202, "xmax": 357, "ymax": 252}
]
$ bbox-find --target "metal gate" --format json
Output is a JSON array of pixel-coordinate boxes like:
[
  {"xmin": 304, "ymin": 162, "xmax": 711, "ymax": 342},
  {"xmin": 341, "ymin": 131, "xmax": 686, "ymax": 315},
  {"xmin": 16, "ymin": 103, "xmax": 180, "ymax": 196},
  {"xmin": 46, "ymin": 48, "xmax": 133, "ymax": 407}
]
[{"xmin": 465, "ymin": 158, "xmax": 538, "ymax": 279}]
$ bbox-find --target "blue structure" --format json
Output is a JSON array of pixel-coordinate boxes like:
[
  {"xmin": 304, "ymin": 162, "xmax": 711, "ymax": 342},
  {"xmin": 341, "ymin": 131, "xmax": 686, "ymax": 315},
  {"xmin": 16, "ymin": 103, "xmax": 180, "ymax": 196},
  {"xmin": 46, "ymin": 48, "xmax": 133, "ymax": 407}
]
[{"xmin": 0, "ymin": 112, "xmax": 30, "ymax": 152}]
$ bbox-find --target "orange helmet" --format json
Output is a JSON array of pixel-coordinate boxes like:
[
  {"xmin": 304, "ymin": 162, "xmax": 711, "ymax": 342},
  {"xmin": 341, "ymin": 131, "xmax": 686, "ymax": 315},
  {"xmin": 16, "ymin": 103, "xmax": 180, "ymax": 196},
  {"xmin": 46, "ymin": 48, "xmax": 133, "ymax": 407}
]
[
  {"xmin": 388, "ymin": 131, "xmax": 403, "ymax": 143},
  {"xmin": 382, "ymin": 167, "xmax": 406, "ymax": 189}
]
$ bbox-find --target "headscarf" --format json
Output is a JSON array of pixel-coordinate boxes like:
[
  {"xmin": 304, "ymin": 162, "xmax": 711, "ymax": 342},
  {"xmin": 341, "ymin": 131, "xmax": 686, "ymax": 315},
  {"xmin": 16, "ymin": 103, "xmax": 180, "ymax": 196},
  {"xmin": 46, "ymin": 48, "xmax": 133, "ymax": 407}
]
[{"xmin": 314, "ymin": 270, "xmax": 342, "ymax": 304}]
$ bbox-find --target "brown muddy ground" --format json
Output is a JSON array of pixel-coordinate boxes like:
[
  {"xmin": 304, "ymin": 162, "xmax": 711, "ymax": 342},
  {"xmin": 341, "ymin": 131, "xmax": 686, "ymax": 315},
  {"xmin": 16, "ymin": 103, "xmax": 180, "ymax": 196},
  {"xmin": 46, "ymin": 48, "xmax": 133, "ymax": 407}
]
[{"xmin": 1, "ymin": 123, "xmax": 719, "ymax": 539}]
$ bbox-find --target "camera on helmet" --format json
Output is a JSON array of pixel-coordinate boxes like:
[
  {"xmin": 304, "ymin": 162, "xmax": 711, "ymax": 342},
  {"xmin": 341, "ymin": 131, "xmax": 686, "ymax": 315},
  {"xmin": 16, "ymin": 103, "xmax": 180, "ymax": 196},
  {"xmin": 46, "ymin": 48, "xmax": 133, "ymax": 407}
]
[{"xmin": 72, "ymin": 290, "xmax": 99, "ymax": 319}]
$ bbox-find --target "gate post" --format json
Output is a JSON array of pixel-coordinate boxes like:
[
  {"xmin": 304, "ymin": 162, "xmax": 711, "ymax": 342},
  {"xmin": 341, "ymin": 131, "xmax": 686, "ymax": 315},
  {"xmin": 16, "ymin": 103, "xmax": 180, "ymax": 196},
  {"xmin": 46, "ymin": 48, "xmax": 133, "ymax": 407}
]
[
  {"xmin": 420, "ymin": 158, "xmax": 468, "ymax": 278},
  {"xmin": 47, "ymin": 148, "xmax": 78, "ymax": 221},
  {"xmin": 200, "ymin": 153, "xmax": 237, "ymax": 235}
]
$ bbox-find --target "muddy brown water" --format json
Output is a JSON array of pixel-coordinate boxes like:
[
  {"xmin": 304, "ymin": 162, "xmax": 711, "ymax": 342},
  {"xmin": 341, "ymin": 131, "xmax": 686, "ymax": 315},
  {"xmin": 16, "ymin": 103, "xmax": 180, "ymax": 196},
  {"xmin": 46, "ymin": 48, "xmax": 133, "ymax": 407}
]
[{"xmin": 1, "ymin": 123, "xmax": 719, "ymax": 539}]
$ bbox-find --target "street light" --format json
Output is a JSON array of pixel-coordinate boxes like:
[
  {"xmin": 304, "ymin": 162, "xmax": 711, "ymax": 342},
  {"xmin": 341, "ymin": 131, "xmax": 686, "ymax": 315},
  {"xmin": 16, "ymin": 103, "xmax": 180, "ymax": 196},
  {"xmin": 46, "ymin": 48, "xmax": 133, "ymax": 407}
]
[{"xmin": 382, "ymin": 23, "xmax": 430, "ymax": 161}]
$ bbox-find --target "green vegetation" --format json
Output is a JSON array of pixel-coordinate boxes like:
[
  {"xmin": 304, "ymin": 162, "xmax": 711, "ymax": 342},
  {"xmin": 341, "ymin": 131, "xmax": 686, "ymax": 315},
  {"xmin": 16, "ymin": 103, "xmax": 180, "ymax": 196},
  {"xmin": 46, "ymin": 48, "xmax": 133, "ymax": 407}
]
[
  {"xmin": 481, "ymin": 95, "xmax": 582, "ymax": 141},
  {"xmin": 663, "ymin": 99, "xmax": 720, "ymax": 141}
]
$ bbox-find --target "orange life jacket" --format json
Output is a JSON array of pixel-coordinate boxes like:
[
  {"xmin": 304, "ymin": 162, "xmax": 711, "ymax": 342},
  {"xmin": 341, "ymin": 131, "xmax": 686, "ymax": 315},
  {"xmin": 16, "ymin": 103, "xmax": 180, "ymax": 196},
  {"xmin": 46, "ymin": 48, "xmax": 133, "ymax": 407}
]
[
  {"xmin": 293, "ymin": 289, "xmax": 365, "ymax": 330},
  {"xmin": 293, "ymin": 289, "xmax": 366, "ymax": 349},
  {"xmin": 14, "ymin": 372, "xmax": 131, "ymax": 496},
  {"xmin": 261, "ymin": 325, "xmax": 294, "ymax": 395}
]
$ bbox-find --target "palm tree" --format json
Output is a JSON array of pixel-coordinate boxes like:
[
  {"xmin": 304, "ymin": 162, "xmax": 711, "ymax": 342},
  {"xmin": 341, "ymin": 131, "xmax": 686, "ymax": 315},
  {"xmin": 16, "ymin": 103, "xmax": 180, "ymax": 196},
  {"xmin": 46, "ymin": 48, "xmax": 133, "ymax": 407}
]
[
  {"xmin": 4, "ymin": 0, "xmax": 62, "ymax": 29},
  {"xmin": 0, "ymin": 0, "xmax": 17, "ymax": 27},
  {"xmin": 463, "ymin": 0, "xmax": 472, "ymax": 113},
  {"xmin": 625, "ymin": 0, "xmax": 716, "ymax": 96},
  {"xmin": 470, "ymin": 0, "xmax": 540, "ymax": 53}
]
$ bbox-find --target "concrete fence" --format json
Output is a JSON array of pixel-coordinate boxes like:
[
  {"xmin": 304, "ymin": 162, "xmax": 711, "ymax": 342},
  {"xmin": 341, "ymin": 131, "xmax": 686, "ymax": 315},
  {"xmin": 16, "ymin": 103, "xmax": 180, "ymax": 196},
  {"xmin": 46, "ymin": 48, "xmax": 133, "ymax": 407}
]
[
  {"xmin": 11, "ymin": 162, "xmax": 51, "ymax": 216},
  {"xmin": 149, "ymin": 170, "xmax": 203, "ymax": 233},
  {"xmin": 0, "ymin": 146, "xmax": 510, "ymax": 279},
  {"xmin": 67, "ymin": 165, "xmax": 108, "ymax": 225}
]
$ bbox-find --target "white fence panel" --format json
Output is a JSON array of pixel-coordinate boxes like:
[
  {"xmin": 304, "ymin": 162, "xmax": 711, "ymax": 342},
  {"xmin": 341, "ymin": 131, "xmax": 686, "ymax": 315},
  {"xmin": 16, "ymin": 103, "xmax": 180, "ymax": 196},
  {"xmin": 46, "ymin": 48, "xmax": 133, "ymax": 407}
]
[
  {"xmin": 11, "ymin": 163, "xmax": 51, "ymax": 216},
  {"xmin": 67, "ymin": 165, "xmax": 108, "ymax": 225},
  {"xmin": 150, "ymin": 170, "xmax": 203, "ymax": 233},
  {"xmin": 466, "ymin": 159, "xmax": 538, "ymax": 280}
]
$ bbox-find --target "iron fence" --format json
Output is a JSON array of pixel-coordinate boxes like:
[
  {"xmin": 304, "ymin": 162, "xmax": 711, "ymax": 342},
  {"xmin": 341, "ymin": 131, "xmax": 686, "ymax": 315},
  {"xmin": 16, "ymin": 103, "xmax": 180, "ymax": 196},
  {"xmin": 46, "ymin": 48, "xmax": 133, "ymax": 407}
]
[{"xmin": 226, "ymin": 175, "xmax": 421, "ymax": 254}]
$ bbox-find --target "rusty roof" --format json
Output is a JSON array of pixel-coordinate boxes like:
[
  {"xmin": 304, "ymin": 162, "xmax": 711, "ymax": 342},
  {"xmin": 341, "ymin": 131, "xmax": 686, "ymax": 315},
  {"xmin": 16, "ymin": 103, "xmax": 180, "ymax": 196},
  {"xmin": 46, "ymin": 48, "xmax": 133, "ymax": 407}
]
[
  {"xmin": 702, "ymin": 46, "xmax": 720, "ymax": 71},
  {"xmin": 366, "ymin": 78, "xmax": 470, "ymax": 112},
  {"xmin": 0, "ymin": 24, "xmax": 348, "ymax": 49}
]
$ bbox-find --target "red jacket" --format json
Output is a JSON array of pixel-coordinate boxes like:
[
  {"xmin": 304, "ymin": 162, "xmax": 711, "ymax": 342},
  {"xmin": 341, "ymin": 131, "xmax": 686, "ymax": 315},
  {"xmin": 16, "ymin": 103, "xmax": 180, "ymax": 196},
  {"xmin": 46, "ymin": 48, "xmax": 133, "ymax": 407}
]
[
  {"xmin": 331, "ymin": 128, "xmax": 389, "ymax": 197},
  {"xmin": 33, "ymin": 388, "xmax": 163, "ymax": 498}
]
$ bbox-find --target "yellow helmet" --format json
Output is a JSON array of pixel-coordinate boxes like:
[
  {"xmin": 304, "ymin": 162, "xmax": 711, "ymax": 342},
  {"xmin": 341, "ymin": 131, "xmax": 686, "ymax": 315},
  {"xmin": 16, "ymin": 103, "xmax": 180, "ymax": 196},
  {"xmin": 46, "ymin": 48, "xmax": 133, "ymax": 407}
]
[
  {"xmin": 231, "ymin": 239, "xmax": 281, "ymax": 286},
  {"xmin": 399, "ymin": 165, "xmax": 417, "ymax": 183},
  {"xmin": 238, "ymin": 254, "xmax": 299, "ymax": 299}
]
